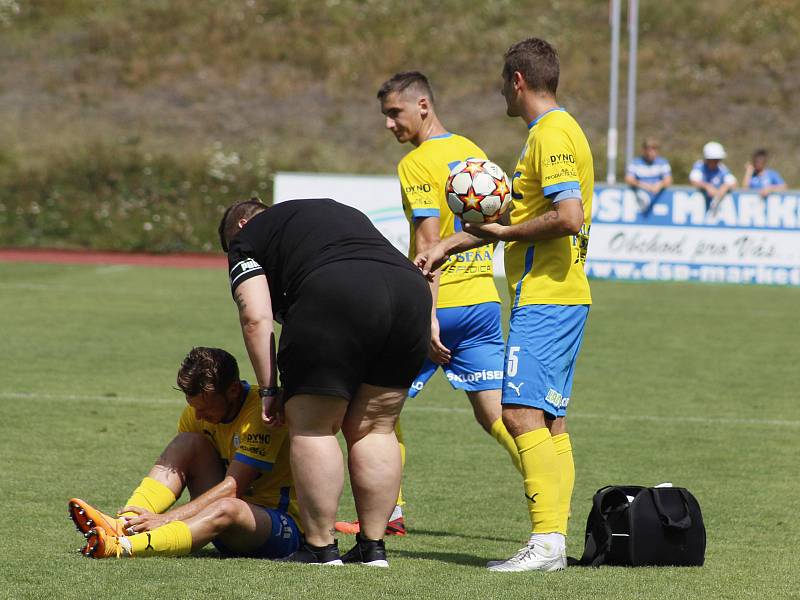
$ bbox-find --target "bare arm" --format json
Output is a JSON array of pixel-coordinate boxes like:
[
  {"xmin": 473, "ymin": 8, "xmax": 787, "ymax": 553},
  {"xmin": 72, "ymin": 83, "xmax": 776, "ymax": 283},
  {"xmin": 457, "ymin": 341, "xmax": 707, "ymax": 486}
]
[
  {"xmin": 742, "ymin": 163, "xmax": 754, "ymax": 188},
  {"xmin": 414, "ymin": 216, "xmax": 441, "ymax": 303},
  {"xmin": 691, "ymin": 178, "xmax": 718, "ymax": 196},
  {"xmin": 414, "ymin": 230, "xmax": 485, "ymax": 278},
  {"xmin": 624, "ymin": 173, "xmax": 642, "ymax": 188},
  {"xmin": 760, "ymin": 182, "xmax": 788, "ymax": 197},
  {"xmin": 123, "ymin": 461, "xmax": 259, "ymax": 532},
  {"xmin": 716, "ymin": 180, "xmax": 737, "ymax": 200},
  {"xmin": 463, "ymin": 198, "xmax": 584, "ymax": 243},
  {"xmin": 656, "ymin": 174, "xmax": 673, "ymax": 191},
  {"xmin": 415, "ymin": 216, "xmax": 451, "ymax": 364},
  {"xmin": 233, "ymin": 275, "xmax": 280, "ymax": 425}
]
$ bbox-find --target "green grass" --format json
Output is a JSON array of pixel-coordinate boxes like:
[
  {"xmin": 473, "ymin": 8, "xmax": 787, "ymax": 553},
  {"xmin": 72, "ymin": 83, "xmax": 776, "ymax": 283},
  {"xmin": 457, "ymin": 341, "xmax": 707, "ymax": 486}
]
[{"xmin": 1, "ymin": 262, "xmax": 799, "ymax": 599}]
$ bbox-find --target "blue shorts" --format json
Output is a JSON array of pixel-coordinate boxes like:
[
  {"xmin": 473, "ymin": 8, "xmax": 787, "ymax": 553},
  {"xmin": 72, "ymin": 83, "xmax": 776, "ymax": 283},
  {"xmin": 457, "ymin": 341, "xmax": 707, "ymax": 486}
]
[
  {"xmin": 408, "ymin": 302, "xmax": 504, "ymax": 398},
  {"xmin": 212, "ymin": 506, "xmax": 301, "ymax": 559},
  {"xmin": 501, "ymin": 304, "xmax": 589, "ymax": 418}
]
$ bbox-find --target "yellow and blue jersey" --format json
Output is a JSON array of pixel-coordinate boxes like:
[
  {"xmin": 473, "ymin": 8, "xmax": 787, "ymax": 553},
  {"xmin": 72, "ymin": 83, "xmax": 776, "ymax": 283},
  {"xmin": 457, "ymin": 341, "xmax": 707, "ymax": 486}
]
[
  {"xmin": 505, "ymin": 108, "xmax": 593, "ymax": 306},
  {"xmin": 177, "ymin": 381, "xmax": 301, "ymax": 528},
  {"xmin": 398, "ymin": 133, "xmax": 500, "ymax": 308}
]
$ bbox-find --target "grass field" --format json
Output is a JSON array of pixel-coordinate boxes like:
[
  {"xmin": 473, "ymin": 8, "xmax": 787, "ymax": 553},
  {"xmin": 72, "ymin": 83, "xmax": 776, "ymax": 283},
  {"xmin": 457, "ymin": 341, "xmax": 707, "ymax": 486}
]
[{"xmin": 1, "ymin": 261, "xmax": 799, "ymax": 599}]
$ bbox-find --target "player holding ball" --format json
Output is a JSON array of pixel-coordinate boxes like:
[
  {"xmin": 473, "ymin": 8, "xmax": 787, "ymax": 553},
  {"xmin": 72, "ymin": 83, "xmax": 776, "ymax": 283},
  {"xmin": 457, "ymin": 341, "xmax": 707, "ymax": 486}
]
[
  {"xmin": 334, "ymin": 72, "xmax": 523, "ymax": 538},
  {"xmin": 417, "ymin": 38, "xmax": 593, "ymax": 572}
]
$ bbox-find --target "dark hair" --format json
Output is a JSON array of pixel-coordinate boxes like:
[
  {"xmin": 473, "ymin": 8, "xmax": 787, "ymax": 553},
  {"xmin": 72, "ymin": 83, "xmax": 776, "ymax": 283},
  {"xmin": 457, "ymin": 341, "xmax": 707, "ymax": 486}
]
[
  {"xmin": 642, "ymin": 136, "xmax": 660, "ymax": 149},
  {"xmin": 177, "ymin": 347, "xmax": 239, "ymax": 396},
  {"xmin": 753, "ymin": 148, "xmax": 768, "ymax": 159},
  {"xmin": 377, "ymin": 71, "xmax": 435, "ymax": 104},
  {"xmin": 218, "ymin": 197, "xmax": 268, "ymax": 252},
  {"xmin": 503, "ymin": 38, "xmax": 559, "ymax": 95}
]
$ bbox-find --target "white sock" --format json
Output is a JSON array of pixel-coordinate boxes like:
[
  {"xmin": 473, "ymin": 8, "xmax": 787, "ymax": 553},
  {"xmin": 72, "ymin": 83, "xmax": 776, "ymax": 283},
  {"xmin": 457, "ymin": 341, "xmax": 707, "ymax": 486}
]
[
  {"xmin": 389, "ymin": 505, "xmax": 403, "ymax": 521},
  {"xmin": 529, "ymin": 532, "xmax": 565, "ymax": 553}
]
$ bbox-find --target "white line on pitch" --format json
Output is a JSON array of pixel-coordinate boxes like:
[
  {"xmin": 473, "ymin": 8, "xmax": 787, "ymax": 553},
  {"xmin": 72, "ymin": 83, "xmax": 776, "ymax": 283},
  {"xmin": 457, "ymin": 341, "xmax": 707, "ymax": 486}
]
[
  {"xmin": 2, "ymin": 391, "xmax": 798, "ymax": 428},
  {"xmin": 404, "ymin": 405, "xmax": 800, "ymax": 427}
]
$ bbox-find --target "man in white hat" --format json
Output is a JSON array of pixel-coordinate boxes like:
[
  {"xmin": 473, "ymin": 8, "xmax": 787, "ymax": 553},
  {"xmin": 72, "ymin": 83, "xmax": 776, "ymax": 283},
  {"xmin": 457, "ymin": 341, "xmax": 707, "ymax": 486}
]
[{"xmin": 689, "ymin": 141, "xmax": 737, "ymax": 213}]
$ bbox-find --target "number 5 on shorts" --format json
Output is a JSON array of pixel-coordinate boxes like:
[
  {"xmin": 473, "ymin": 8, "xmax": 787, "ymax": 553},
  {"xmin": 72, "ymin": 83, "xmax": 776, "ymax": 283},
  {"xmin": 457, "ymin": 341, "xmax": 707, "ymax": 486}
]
[{"xmin": 506, "ymin": 346, "xmax": 521, "ymax": 377}]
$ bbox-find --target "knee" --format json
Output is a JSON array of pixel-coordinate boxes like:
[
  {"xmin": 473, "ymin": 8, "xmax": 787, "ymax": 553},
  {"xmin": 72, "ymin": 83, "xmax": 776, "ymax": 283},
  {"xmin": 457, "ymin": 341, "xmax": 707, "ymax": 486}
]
[
  {"xmin": 501, "ymin": 413, "xmax": 519, "ymax": 437},
  {"xmin": 340, "ymin": 418, "xmax": 367, "ymax": 444},
  {"xmin": 207, "ymin": 497, "xmax": 246, "ymax": 531},
  {"xmin": 474, "ymin": 410, "xmax": 495, "ymax": 434},
  {"xmin": 548, "ymin": 417, "xmax": 568, "ymax": 436},
  {"xmin": 285, "ymin": 396, "xmax": 345, "ymax": 437},
  {"xmin": 502, "ymin": 406, "xmax": 546, "ymax": 438},
  {"xmin": 467, "ymin": 391, "xmax": 502, "ymax": 433},
  {"xmin": 172, "ymin": 432, "xmax": 216, "ymax": 455},
  {"xmin": 341, "ymin": 413, "xmax": 398, "ymax": 446},
  {"xmin": 159, "ymin": 432, "xmax": 217, "ymax": 468}
]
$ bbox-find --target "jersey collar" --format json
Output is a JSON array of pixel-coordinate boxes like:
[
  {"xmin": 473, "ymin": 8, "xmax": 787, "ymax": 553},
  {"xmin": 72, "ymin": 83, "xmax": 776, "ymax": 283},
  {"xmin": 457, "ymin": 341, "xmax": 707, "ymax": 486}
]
[{"xmin": 528, "ymin": 107, "xmax": 566, "ymax": 129}]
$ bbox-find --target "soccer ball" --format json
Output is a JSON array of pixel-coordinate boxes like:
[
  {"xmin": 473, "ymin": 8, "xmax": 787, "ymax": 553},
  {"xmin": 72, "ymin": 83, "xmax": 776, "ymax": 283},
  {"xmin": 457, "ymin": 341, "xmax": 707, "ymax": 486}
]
[{"xmin": 446, "ymin": 158, "xmax": 512, "ymax": 223}]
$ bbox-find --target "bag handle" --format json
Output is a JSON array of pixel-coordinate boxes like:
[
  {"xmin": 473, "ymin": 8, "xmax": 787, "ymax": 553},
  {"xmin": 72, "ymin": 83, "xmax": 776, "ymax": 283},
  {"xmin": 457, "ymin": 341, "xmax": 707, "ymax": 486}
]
[
  {"xmin": 649, "ymin": 488, "xmax": 692, "ymax": 530},
  {"xmin": 582, "ymin": 487, "xmax": 631, "ymax": 567}
]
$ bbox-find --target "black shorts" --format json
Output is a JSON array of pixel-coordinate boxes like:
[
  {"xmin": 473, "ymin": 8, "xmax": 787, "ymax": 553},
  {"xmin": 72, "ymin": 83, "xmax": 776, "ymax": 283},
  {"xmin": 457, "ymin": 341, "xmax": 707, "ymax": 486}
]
[{"xmin": 277, "ymin": 260, "xmax": 431, "ymax": 401}]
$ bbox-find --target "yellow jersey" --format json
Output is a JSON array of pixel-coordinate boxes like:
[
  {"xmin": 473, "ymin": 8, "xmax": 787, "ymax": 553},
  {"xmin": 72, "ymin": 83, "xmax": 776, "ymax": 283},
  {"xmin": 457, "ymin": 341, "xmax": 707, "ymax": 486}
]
[
  {"xmin": 398, "ymin": 133, "xmax": 500, "ymax": 308},
  {"xmin": 177, "ymin": 382, "xmax": 301, "ymax": 528},
  {"xmin": 505, "ymin": 109, "xmax": 593, "ymax": 307}
]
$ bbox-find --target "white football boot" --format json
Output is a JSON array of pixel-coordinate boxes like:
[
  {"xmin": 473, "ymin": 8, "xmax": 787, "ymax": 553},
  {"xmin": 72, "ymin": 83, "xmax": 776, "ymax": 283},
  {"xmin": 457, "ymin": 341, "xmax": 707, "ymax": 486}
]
[{"xmin": 487, "ymin": 533, "xmax": 566, "ymax": 572}]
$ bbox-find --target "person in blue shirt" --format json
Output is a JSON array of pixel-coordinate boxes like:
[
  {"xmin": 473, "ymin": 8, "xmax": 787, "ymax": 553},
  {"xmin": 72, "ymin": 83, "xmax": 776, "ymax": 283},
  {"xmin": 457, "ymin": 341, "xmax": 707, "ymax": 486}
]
[
  {"xmin": 624, "ymin": 137, "xmax": 672, "ymax": 212},
  {"xmin": 689, "ymin": 141, "xmax": 737, "ymax": 214},
  {"xmin": 742, "ymin": 148, "xmax": 787, "ymax": 198}
]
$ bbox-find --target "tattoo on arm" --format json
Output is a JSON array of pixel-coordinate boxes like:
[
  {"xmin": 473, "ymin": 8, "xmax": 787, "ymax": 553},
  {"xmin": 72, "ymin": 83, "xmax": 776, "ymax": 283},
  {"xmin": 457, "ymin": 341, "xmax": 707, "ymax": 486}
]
[{"xmin": 234, "ymin": 291, "xmax": 247, "ymax": 313}]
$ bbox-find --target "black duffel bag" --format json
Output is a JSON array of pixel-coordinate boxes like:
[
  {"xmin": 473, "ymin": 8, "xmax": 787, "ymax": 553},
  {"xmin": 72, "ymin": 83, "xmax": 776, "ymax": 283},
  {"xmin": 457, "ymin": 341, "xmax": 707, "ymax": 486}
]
[{"xmin": 575, "ymin": 485, "xmax": 706, "ymax": 567}]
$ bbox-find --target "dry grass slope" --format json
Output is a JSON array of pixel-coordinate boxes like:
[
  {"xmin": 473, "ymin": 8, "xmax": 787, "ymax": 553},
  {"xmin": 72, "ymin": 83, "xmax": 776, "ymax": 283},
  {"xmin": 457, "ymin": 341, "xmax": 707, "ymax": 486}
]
[{"xmin": 1, "ymin": 0, "xmax": 799, "ymax": 250}]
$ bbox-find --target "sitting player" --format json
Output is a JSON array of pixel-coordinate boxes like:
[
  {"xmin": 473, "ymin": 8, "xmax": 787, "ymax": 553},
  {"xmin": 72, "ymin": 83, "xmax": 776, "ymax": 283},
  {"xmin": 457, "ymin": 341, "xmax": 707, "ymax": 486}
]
[{"xmin": 69, "ymin": 347, "xmax": 303, "ymax": 560}]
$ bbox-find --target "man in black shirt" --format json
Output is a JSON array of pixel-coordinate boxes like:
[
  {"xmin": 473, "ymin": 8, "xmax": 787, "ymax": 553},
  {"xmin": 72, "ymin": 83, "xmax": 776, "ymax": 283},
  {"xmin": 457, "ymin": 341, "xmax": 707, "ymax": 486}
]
[{"xmin": 219, "ymin": 197, "xmax": 431, "ymax": 566}]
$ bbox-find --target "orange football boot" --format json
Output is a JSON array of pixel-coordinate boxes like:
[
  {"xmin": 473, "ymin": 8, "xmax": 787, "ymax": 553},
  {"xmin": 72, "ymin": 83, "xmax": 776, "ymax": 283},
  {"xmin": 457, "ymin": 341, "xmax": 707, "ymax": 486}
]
[
  {"xmin": 81, "ymin": 528, "xmax": 132, "ymax": 559},
  {"xmin": 334, "ymin": 516, "xmax": 406, "ymax": 536},
  {"xmin": 69, "ymin": 498, "xmax": 127, "ymax": 536}
]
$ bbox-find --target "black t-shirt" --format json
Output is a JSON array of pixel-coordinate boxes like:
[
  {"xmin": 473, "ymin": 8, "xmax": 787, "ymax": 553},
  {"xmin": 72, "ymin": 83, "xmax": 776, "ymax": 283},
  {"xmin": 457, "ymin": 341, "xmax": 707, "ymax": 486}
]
[{"xmin": 227, "ymin": 198, "xmax": 420, "ymax": 321}]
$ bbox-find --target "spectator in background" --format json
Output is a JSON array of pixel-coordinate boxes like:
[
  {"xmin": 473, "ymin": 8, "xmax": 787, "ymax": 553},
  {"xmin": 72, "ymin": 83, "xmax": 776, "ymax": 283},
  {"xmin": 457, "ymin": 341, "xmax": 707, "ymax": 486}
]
[
  {"xmin": 624, "ymin": 137, "xmax": 672, "ymax": 213},
  {"xmin": 743, "ymin": 148, "xmax": 787, "ymax": 198},
  {"xmin": 689, "ymin": 141, "xmax": 737, "ymax": 214}
]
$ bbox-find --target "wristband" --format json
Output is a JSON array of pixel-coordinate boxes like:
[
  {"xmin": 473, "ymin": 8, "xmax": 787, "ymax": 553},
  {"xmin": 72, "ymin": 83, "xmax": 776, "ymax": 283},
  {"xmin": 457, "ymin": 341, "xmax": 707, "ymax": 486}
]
[{"xmin": 258, "ymin": 387, "xmax": 279, "ymax": 398}]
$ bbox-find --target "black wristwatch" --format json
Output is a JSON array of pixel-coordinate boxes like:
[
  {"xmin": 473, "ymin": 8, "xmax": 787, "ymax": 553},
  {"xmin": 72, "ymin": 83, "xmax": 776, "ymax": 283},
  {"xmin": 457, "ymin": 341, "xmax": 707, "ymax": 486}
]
[{"xmin": 258, "ymin": 386, "xmax": 279, "ymax": 398}]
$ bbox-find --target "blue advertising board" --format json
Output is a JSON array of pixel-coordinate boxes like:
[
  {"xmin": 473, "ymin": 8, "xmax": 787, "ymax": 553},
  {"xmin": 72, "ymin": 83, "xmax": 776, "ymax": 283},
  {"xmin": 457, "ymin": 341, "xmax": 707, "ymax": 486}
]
[{"xmin": 587, "ymin": 185, "xmax": 800, "ymax": 285}]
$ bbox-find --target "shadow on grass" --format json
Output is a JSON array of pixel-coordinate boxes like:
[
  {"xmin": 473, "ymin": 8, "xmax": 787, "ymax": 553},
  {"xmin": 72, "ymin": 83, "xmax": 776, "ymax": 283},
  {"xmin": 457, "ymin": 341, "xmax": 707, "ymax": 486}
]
[
  {"xmin": 411, "ymin": 527, "xmax": 519, "ymax": 544},
  {"xmin": 391, "ymin": 548, "xmax": 490, "ymax": 567}
]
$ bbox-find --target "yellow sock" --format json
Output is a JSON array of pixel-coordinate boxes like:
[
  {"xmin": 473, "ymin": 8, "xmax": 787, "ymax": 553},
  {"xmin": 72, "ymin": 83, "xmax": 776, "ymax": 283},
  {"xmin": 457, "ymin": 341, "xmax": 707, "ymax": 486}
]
[
  {"xmin": 395, "ymin": 419, "xmax": 405, "ymax": 507},
  {"xmin": 490, "ymin": 417, "xmax": 523, "ymax": 474},
  {"xmin": 515, "ymin": 427, "xmax": 560, "ymax": 534},
  {"xmin": 128, "ymin": 521, "xmax": 193, "ymax": 557},
  {"xmin": 552, "ymin": 433, "xmax": 575, "ymax": 536},
  {"xmin": 119, "ymin": 477, "xmax": 177, "ymax": 517}
]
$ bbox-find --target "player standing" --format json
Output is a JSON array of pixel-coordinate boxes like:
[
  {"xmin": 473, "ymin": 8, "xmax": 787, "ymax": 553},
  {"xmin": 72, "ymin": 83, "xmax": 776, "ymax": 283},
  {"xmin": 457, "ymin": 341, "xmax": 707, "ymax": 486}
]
[
  {"xmin": 335, "ymin": 72, "xmax": 523, "ymax": 536},
  {"xmin": 417, "ymin": 38, "xmax": 593, "ymax": 571}
]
